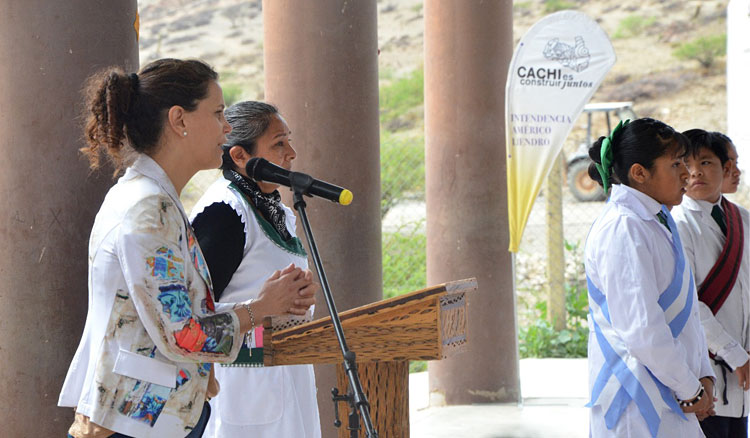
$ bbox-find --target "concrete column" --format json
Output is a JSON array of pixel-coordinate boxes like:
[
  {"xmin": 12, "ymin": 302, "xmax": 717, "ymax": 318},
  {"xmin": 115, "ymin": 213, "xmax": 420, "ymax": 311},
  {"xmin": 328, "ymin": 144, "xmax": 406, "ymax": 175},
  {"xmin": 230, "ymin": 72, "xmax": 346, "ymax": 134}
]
[
  {"xmin": 0, "ymin": 1, "xmax": 138, "ymax": 435},
  {"xmin": 262, "ymin": 1, "xmax": 381, "ymax": 436},
  {"xmin": 424, "ymin": 1, "xmax": 519, "ymax": 405}
]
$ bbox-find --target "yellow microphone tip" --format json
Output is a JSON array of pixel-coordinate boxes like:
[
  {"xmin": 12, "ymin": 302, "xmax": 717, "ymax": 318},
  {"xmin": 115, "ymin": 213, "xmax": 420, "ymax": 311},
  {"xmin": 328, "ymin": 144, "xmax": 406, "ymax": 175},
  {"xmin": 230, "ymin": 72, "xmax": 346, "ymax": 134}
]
[{"xmin": 339, "ymin": 189, "xmax": 353, "ymax": 205}]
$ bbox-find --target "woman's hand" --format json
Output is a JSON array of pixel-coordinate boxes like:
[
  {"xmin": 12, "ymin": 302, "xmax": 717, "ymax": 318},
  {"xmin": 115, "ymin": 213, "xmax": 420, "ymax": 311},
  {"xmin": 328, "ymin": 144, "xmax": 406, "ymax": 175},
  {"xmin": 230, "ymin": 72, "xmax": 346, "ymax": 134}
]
[
  {"xmin": 292, "ymin": 269, "xmax": 318, "ymax": 314},
  {"xmin": 253, "ymin": 264, "xmax": 315, "ymax": 318},
  {"xmin": 206, "ymin": 364, "xmax": 220, "ymax": 400}
]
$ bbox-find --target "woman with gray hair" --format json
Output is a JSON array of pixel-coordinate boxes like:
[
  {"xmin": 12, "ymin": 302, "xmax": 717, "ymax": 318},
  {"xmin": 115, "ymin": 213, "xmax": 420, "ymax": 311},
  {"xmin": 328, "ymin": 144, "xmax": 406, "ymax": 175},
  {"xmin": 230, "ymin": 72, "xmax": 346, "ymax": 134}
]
[{"xmin": 190, "ymin": 101, "xmax": 321, "ymax": 437}]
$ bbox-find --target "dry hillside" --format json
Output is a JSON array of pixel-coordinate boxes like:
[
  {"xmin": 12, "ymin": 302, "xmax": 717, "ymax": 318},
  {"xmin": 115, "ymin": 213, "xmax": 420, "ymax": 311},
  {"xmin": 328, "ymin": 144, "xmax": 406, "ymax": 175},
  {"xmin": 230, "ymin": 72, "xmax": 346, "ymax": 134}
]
[{"xmin": 137, "ymin": 0, "xmax": 731, "ymax": 206}]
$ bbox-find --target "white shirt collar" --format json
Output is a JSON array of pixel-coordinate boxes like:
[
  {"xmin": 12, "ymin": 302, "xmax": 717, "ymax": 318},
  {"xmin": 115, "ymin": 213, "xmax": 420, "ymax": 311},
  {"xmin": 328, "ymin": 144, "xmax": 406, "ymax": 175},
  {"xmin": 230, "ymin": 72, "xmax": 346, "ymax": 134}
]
[
  {"xmin": 609, "ymin": 184, "xmax": 663, "ymax": 221},
  {"xmin": 681, "ymin": 194, "xmax": 722, "ymax": 214},
  {"xmin": 125, "ymin": 155, "xmax": 186, "ymax": 216}
]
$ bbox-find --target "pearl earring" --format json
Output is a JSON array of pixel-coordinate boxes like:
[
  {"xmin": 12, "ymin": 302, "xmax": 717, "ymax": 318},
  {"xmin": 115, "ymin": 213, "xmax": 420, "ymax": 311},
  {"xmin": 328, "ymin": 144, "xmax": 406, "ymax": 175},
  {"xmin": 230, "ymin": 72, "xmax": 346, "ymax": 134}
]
[{"xmin": 183, "ymin": 131, "xmax": 188, "ymax": 137}]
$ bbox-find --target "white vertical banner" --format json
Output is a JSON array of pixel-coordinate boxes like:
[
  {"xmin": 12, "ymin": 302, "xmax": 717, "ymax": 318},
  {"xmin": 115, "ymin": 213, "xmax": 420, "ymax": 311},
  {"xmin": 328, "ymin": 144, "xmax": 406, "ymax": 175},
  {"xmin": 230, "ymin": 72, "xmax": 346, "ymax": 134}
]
[
  {"xmin": 728, "ymin": 0, "xmax": 750, "ymax": 174},
  {"xmin": 506, "ymin": 11, "xmax": 616, "ymax": 252}
]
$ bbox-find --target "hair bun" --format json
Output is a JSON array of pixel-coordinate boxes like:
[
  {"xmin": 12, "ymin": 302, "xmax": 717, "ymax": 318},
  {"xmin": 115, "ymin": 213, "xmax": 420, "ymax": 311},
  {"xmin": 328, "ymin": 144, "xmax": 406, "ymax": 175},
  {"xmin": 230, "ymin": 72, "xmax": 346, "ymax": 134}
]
[
  {"xmin": 586, "ymin": 136, "xmax": 606, "ymax": 186},
  {"xmin": 588, "ymin": 136, "xmax": 605, "ymax": 164}
]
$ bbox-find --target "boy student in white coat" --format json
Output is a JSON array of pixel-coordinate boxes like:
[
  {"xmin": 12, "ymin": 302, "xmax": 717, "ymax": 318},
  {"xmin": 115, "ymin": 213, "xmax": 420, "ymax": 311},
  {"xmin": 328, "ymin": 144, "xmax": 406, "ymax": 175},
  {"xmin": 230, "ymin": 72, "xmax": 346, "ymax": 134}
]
[
  {"xmin": 673, "ymin": 129, "xmax": 750, "ymax": 438},
  {"xmin": 585, "ymin": 118, "xmax": 715, "ymax": 438}
]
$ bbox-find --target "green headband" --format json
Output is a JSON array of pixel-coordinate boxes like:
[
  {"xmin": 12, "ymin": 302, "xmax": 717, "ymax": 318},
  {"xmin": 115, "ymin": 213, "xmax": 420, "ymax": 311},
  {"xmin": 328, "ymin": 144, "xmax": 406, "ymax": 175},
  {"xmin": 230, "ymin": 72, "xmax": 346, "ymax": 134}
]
[{"xmin": 594, "ymin": 119, "xmax": 630, "ymax": 194}]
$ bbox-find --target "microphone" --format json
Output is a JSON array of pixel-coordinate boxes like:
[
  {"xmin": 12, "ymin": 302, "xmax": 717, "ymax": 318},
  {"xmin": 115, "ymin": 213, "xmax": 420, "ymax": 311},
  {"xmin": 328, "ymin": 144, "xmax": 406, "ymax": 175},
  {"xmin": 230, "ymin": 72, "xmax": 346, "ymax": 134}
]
[{"xmin": 246, "ymin": 157, "xmax": 353, "ymax": 206}]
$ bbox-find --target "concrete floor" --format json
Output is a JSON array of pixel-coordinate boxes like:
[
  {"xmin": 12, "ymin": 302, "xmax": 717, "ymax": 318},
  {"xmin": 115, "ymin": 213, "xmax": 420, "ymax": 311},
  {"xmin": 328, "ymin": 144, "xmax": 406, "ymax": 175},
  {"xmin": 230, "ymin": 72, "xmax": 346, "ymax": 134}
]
[{"xmin": 409, "ymin": 358, "xmax": 589, "ymax": 438}]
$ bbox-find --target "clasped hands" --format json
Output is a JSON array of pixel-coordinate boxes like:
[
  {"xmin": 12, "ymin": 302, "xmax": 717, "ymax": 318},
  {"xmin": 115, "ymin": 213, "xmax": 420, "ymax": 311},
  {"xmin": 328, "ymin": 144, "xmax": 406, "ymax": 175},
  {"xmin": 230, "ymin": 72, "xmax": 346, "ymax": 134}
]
[
  {"xmin": 689, "ymin": 359, "xmax": 750, "ymax": 421},
  {"xmin": 254, "ymin": 263, "xmax": 318, "ymax": 318},
  {"xmin": 683, "ymin": 377, "xmax": 715, "ymax": 421}
]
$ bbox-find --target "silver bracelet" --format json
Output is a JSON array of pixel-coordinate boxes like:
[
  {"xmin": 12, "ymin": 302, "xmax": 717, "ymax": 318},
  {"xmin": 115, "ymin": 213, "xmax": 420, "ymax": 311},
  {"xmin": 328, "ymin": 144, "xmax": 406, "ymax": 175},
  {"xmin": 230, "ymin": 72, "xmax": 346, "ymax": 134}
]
[{"xmin": 243, "ymin": 301, "xmax": 256, "ymax": 333}]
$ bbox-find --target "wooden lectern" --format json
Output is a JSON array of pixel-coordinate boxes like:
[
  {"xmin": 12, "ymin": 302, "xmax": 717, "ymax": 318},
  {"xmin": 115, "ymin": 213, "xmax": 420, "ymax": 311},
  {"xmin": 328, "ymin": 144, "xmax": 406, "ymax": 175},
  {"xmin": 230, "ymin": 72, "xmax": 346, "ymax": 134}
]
[{"xmin": 262, "ymin": 278, "xmax": 477, "ymax": 438}]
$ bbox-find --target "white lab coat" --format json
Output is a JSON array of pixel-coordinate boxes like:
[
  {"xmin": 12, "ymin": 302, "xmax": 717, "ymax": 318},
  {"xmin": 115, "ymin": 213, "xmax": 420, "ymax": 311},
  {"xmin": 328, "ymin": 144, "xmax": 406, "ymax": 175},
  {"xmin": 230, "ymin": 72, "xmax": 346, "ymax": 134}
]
[
  {"xmin": 586, "ymin": 184, "xmax": 714, "ymax": 437},
  {"xmin": 673, "ymin": 195, "xmax": 750, "ymax": 417}
]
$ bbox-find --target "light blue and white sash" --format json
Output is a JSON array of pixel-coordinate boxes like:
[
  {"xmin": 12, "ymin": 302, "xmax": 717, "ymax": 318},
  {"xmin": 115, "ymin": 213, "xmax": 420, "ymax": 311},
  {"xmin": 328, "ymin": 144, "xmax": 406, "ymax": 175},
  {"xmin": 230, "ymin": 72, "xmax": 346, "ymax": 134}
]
[{"xmin": 587, "ymin": 205, "xmax": 695, "ymax": 438}]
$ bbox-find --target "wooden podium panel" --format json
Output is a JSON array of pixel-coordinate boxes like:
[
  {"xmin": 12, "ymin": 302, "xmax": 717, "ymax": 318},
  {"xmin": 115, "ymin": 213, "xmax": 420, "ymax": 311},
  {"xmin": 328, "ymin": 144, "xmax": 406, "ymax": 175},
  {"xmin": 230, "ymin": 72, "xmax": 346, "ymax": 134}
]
[
  {"xmin": 263, "ymin": 278, "xmax": 476, "ymax": 365},
  {"xmin": 261, "ymin": 278, "xmax": 477, "ymax": 437},
  {"xmin": 335, "ymin": 361, "xmax": 409, "ymax": 437}
]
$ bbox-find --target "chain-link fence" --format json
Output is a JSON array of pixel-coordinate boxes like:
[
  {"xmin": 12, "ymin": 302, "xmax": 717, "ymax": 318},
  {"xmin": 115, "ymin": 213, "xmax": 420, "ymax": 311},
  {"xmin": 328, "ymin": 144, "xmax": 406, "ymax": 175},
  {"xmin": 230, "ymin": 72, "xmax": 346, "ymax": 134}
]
[
  {"xmin": 380, "ymin": 131, "xmax": 427, "ymax": 300},
  {"xmin": 379, "ymin": 65, "xmax": 428, "ymax": 302},
  {"xmin": 515, "ymin": 113, "xmax": 750, "ymax": 358},
  {"xmin": 516, "ymin": 108, "xmax": 626, "ymax": 358},
  {"xmin": 515, "ymin": 152, "xmax": 603, "ymax": 358}
]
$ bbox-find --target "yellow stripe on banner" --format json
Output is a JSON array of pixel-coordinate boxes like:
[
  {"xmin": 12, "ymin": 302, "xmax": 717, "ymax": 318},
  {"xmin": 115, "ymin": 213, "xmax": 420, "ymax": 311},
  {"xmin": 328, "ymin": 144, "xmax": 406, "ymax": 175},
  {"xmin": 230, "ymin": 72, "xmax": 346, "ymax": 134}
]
[{"xmin": 506, "ymin": 146, "xmax": 550, "ymax": 253}]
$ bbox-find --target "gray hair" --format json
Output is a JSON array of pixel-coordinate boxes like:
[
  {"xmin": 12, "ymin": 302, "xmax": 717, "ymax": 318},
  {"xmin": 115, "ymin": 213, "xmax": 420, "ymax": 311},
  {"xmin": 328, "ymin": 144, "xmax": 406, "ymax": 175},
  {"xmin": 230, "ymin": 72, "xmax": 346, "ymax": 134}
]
[{"xmin": 220, "ymin": 101, "xmax": 279, "ymax": 170}]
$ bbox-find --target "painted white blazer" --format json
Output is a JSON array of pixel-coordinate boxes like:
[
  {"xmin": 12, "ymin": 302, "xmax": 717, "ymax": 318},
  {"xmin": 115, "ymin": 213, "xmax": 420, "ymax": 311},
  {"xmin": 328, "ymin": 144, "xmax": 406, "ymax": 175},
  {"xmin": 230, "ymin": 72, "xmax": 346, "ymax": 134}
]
[
  {"xmin": 58, "ymin": 156, "xmax": 243, "ymax": 438},
  {"xmin": 673, "ymin": 195, "xmax": 750, "ymax": 417},
  {"xmin": 585, "ymin": 184, "xmax": 714, "ymax": 438}
]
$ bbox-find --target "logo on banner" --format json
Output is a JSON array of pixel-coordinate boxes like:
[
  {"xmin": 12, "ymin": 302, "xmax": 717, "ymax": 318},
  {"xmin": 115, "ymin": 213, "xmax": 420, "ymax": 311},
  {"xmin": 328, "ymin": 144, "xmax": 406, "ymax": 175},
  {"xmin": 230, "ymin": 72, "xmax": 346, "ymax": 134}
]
[
  {"xmin": 544, "ymin": 36, "xmax": 590, "ymax": 72},
  {"xmin": 516, "ymin": 35, "xmax": 595, "ymax": 89}
]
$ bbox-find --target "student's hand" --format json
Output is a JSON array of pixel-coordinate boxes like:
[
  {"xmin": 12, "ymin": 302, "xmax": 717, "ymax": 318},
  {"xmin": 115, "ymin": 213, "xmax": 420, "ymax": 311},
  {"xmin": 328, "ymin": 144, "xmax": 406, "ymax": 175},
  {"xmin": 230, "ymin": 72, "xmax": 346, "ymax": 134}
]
[
  {"xmin": 694, "ymin": 377, "xmax": 716, "ymax": 421},
  {"xmin": 695, "ymin": 407, "xmax": 715, "ymax": 421},
  {"xmin": 681, "ymin": 379, "xmax": 714, "ymax": 415},
  {"xmin": 700, "ymin": 377, "xmax": 714, "ymax": 398},
  {"xmin": 736, "ymin": 360, "xmax": 750, "ymax": 391}
]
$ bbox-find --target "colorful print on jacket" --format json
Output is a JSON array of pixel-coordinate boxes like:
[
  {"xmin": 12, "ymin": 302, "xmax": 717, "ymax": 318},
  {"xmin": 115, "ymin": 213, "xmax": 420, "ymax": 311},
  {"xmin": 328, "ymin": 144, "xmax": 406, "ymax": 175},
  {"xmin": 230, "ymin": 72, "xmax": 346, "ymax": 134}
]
[{"xmin": 58, "ymin": 156, "xmax": 243, "ymax": 438}]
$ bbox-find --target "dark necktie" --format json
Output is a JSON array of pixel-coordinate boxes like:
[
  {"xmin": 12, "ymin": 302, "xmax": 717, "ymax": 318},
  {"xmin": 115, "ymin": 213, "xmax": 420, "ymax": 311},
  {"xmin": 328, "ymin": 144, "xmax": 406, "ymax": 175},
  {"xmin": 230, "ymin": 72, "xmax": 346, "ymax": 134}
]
[
  {"xmin": 711, "ymin": 205, "xmax": 727, "ymax": 236},
  {"xmin": 656, "ymin": 211, "xmax": 671, "ymax": 233}
]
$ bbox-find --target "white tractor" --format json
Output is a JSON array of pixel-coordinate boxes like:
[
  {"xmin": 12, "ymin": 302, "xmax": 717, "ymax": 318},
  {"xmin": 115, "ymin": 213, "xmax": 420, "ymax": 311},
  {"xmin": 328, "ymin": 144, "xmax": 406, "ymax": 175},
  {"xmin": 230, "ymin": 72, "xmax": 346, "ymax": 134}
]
[{"xmin": 566, "ymin": 102, "xmax": 637, "ymax": 202}]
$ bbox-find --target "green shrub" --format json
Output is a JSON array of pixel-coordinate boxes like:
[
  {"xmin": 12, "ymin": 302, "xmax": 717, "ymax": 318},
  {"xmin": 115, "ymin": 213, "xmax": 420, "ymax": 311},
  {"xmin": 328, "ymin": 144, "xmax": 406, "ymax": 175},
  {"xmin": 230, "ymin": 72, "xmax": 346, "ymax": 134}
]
[
  {"xmin": 518, "ymin": 290, "xmax": 588, "ymax": 358},
  {"xmin": 379, "ymin": 67, "xmax": 424, "ymax": 129},
  {"xmin": 613, "ymin": 15, "xmax": 657, "ymax": 39},
  {"xmin": 222, "ymin": 83, "xmax": 244, "ymax": 107},
  {"xmin": 673, "ymin": 34, "xmax": 727, "ymax": 69},
  {"xmin": 514, "ymin": 1, "xmax": 533, "ymax": 12},
  {"xmin": 518, "ymin": 241, "xmax": 589, "ymax": 358},
  {"xmin": 544, "ymin": 0, "xmax": 576, "ymax": 13},
  {"xmin": 379, "ymin": 66, "xmax": 395, "ymax": 82},
  {"xmin": 383, "ymin": 230, "xmax": 427, "ymax": 374},
  {"xmin": 409, "ymin": 360, "xmax": 427, "ymax": 373},
  {"xmin": 380, "ymin": 131, "xmax": 425, "ymax": 218},
  {"xmin": 382, "ymin": 231, "xmax": 426, "ymax": 299}
]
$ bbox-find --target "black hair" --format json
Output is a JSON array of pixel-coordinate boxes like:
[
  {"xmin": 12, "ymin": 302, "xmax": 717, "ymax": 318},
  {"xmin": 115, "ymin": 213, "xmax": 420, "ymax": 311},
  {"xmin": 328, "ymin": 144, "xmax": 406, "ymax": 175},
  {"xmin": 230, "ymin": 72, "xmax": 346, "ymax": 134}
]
[
  {"xmin": 82, "ymin": 58, "xmax": 218, "ymax": 175},
  {"xmin": 219, "ymin": 101, "xmax": 280, "ymax": 171},
  {"xmin": 683, "ymin": 128, "xmax": 729, "ymax": 165},
  {"xmin": 711, "ymin": 131, "xmax": 735, "ymax": 159},
  {"xmin": 587, "ymin": 118, "xmax": 688, "ymax": 188}
]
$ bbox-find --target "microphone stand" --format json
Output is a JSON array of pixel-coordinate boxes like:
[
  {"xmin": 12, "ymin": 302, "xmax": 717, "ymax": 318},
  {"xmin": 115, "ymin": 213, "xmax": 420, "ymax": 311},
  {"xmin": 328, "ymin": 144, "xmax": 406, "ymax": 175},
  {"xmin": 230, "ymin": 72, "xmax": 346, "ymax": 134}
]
[{"xmin": 288, "ymin": 172, "xmax": 378, "ymax": 438}]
